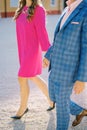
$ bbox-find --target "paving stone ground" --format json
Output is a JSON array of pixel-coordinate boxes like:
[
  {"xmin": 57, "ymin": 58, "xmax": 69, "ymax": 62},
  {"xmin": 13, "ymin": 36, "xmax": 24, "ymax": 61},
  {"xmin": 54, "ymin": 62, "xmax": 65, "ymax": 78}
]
[{"xmin": 0, "ymin": 15, "xmax": 87, "ymax": 130}]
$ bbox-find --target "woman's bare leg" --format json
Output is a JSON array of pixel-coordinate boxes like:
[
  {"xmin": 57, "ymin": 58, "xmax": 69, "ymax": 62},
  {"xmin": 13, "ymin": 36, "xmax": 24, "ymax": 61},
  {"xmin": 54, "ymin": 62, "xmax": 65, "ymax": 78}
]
[
  {"xmin": 16, "ymin": 77, "xmax": 29, "ymax": 116},
  {"xmin": 30, "ymin": 76, "xmax": 53, "ymax": 107}
]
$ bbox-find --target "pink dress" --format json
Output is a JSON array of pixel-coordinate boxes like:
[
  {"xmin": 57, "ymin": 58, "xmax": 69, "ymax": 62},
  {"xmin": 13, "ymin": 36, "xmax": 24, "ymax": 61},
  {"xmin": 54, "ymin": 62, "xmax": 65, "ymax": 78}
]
[{"xmin": 16, "ymin": 5, "xmax": 50, "ymax": 77}]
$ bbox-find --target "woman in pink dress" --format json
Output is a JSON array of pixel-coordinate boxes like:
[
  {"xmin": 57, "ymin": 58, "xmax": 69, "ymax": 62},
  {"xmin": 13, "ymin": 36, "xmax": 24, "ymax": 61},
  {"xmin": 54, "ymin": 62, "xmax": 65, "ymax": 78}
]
[{"xmin": 11, "ymin": 0, "xmax": 55, "ymax": 119}]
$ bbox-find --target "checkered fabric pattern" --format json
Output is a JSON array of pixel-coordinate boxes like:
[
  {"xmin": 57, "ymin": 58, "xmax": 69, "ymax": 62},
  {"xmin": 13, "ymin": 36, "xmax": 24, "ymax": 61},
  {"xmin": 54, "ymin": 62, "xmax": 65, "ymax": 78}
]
[
  {"xmin": 49, "ymin": 81, "xmax": 73, "ymax": 130},
  {"xmin": 55, "ymin": 82, "xmax": 72, "ymax": 130},
  {"xmin": 70, "ymin": 101, "xmax": 83, "ymax": 115},
  {"xmin": 45, "ymin": 1, "xmax": 87, "ymax": 83},
  {"xmin": 45, "ymin": 1, "xmax": 87, "ymax": 130},
  {"xmin": 48, "ymin": 80, "xmax": 84, "ymax": 130}
]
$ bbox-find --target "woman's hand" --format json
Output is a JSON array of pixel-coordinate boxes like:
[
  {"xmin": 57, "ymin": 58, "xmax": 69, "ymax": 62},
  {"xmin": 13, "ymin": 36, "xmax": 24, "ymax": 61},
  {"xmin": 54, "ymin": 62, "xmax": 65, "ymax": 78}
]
[
  {"xmin": 73, "ymin": 81, "xmax": 85, "ymax": 94},
  {"xmin": 43, "ymin": 58, "xmax": 50, "ymax": 68}
]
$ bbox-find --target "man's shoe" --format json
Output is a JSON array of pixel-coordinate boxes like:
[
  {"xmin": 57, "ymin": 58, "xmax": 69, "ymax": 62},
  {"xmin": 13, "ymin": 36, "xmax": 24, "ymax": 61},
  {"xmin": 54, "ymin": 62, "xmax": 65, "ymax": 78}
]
[
  {"xmin": 72, "ymin": 110, "xmax": 87, "ymax": 126},
  {"xmin": 11, "ymin": 108, "xmax": 29, "ymax": 119},
  {"xmin": 47, "ymin": 102, "xmax": 55, "ymax": 111}
]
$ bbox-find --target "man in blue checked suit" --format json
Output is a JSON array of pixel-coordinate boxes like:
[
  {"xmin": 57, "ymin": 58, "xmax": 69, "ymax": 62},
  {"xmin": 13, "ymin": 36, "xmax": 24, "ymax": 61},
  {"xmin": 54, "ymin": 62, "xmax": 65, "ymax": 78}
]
[{"xmin": 43, "ymin": 0, "xmax": 87, "ymax": 129}]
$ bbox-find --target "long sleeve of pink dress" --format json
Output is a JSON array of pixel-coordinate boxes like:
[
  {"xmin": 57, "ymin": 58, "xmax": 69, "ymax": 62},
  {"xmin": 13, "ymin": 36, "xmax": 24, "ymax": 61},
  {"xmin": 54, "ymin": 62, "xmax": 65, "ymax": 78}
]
[{"xmin": 16, "ymin": 5, "xmax": 51, "ymax": 77}]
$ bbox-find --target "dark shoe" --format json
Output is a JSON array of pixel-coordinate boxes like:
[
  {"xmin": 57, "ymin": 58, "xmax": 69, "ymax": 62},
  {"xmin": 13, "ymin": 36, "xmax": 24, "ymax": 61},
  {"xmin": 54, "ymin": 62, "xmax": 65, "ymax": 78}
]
[
  {"xmin": 72, "ymin": 110, "xmax": 87, "ymax": 127},
  {"xmin": 11, "ymin": 108, "xmax": 29, "ymax": 119},
  {"xmin": 47, "ymin": 102, "xmax": 55, "ymax": 111}
]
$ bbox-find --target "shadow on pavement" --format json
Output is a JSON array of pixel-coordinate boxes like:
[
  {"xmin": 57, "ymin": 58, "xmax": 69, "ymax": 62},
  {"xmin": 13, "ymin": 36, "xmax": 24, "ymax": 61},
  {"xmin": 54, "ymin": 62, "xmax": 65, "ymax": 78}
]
[{"xmin": 46, "ymin": 111, "xmax": 55, "ymax": 130}]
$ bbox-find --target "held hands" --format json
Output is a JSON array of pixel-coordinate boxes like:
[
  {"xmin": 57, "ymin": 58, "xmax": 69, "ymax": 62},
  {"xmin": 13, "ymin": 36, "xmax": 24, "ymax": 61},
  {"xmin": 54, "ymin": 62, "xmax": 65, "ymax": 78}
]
[
  {"xmin": 43, "ymin": 58, "xmax": 50, "ymax": 68},
  {"xmin": 73, "ymin": 81, "xmax": 85, "ymax": 94}
]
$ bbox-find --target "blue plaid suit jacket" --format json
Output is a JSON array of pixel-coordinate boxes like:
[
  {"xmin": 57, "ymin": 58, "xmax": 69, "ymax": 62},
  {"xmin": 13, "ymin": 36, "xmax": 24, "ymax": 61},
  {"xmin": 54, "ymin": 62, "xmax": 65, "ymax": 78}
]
[{"xmin": 45, "ymin": 0, "xmax": 87, "ymax": 83}]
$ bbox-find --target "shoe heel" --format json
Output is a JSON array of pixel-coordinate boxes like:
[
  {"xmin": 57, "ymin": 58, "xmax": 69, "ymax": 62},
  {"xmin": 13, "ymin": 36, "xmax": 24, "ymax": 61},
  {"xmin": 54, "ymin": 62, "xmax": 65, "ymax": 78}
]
[
  {"xmin": 11, "ymin": 108, "xmax": 29, "ymax": 120},
  {"xmin": 47, "ymin": 102, "xmax": 55, "ymax": 111}
]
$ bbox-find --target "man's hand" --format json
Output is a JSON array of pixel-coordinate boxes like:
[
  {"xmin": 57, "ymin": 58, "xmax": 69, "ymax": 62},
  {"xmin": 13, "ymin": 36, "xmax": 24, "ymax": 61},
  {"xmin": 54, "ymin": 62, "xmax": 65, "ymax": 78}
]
[
  {"xmin": 43, "ymin": 58, "xmax": 50, "ymax": 68},
  {"xmin": 73, "ymin": 81, "xmax": 85, "ymax": 94}
]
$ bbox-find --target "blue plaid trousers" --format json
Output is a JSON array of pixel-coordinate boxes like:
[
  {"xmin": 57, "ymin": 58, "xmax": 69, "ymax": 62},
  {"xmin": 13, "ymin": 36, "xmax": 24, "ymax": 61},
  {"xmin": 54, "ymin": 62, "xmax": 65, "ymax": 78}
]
[{"xmin": 48, "ymin": 79, "xmax": 83, "ymax": 130}]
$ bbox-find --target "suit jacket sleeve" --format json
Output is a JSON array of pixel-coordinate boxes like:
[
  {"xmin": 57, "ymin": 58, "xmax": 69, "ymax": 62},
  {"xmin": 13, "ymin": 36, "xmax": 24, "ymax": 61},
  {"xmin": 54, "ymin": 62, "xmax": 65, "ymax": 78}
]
[
  {"xmin": 76, "ymin": 17, "xmax": 87, "ymax": 82},
  {"xmin": 34, "ymin": 6, "xmax": 51, "ymax": 51},
  {"xmin": 44, "ymin": 44, "xmax": 54, "ymax": 61}
]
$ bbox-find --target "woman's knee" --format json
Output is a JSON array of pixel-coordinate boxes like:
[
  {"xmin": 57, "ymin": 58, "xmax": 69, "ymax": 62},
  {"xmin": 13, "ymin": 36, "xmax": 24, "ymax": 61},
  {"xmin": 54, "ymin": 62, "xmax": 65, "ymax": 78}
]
[
  {"xmin": 18, "ymin": 77, "xmax": 28, "ymax": 84},
  {"xmin": 29, "ymin": 76, "xmax": 37, "ymax": 82}
]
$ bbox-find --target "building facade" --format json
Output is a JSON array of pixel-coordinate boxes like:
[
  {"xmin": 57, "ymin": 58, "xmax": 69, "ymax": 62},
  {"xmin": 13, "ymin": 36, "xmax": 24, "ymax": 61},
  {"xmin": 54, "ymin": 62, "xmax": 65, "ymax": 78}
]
[{"xmin": 0, "ymin": 0, "xmax": 67, "ymax": 18}]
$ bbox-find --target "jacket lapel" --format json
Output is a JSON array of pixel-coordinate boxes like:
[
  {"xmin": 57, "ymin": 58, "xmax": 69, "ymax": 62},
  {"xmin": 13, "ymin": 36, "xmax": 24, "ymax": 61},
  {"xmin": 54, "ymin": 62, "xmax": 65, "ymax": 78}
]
[
  {"xmin": 60, "ymin": 1, "xmax": 85, "ymax": 31},
  {"xmin": 54, "ymin": 8, "xmax": 67, "ymax": 37}
]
